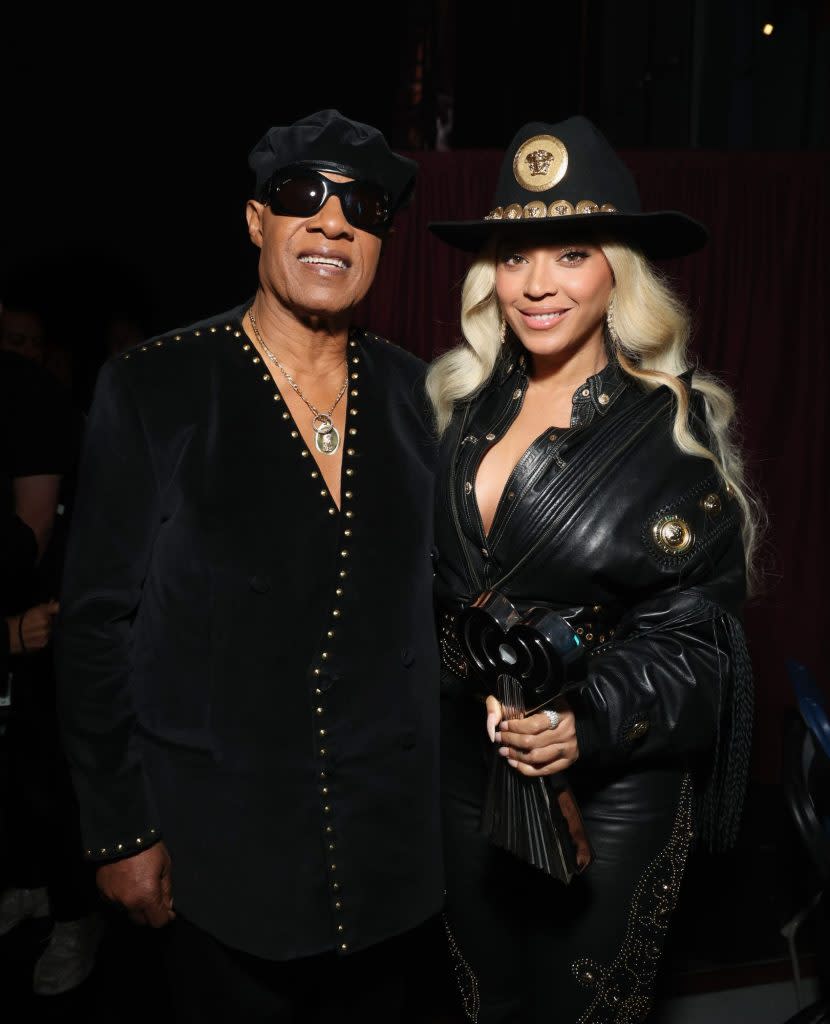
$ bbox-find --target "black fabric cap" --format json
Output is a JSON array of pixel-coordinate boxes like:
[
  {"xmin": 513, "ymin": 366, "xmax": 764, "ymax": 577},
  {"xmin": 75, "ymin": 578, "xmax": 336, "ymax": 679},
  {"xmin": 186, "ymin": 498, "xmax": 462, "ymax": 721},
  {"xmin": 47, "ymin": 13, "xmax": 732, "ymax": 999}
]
[
  {"xmin": 428, "ymin": 115, "xmax": 708, "ymax": 259},
  {"xmin": 248, "ymin": 109, "xmax": 417, "ymax": 212}
]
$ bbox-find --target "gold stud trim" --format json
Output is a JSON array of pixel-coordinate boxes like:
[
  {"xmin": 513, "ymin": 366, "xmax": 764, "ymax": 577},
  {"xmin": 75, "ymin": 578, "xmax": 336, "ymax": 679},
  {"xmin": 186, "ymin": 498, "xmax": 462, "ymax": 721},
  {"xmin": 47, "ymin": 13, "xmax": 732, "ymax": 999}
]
[{"xmin": 485, "ymin": 197, "xmax": 617, "ymax": 221}]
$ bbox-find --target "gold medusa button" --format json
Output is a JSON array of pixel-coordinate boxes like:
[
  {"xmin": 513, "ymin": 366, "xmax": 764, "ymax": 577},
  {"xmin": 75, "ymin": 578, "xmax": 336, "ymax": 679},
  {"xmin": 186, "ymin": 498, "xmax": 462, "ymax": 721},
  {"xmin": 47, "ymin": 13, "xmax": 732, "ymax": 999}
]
[
  {"xmin": 701, "ymin": 493, "xmax": 722, "ymax": 514},
  {"xmin": 522, "ymin": 200, "xmax": 547, "ymax": 218},
  {"xmin": 548, "ymin": 199, "xmax": 575, "ymax": 217},
  {"xmin": 464, "ymin": 482, "xmax": 472, "ymax": 495},
  {"xmin": 652, "ymin": 515, "xmax": 694, "ymax": 554},
  {"xmin": 598, "ymin": 393, "xmax": 610, "ymax": 405},
  {"xmin": 576, "ymin": 199, "xmax": 600, "ymax": 214},
  {"xmin": 503, "ymin": 203, "xmax": 523, "ymax": 219}
]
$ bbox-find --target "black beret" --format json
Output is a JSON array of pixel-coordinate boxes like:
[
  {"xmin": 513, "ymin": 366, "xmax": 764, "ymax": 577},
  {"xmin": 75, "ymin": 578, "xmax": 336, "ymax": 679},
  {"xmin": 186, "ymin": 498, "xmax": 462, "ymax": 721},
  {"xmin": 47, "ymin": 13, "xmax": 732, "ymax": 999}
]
[{"xmin": 248, "ymin": 109, "xmax": 417, "ymax": 213}]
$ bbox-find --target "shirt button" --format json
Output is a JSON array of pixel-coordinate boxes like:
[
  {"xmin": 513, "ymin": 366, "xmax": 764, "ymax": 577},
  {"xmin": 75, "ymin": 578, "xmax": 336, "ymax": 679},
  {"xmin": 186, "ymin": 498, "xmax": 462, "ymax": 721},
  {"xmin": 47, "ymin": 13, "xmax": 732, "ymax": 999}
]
[
  {"xmin": 599, "ymin": 393, "xmax": 610, "ymax": 405},
  {"xmin": 581, "ymin": 388, "xmax": 590, "ymax": 397},
  {"xmin": 464, "ymin": 482, "xmax": 472, "ymax": 495},
  {"xmin": 485, "ymin": 433, "xmax": 496, "ymax": 441}
]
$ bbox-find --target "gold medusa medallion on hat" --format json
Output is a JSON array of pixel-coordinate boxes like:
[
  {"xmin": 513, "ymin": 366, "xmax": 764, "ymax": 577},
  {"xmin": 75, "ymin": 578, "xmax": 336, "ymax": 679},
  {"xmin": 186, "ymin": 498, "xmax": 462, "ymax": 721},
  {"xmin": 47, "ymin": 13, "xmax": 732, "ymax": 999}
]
[
  {"xmin": 512, "ymin": 134, "xmax": 569, "ymax": 192},
  {"xmin": 429, "ymin": 115, "xmax": 708, "ymax": 260}
]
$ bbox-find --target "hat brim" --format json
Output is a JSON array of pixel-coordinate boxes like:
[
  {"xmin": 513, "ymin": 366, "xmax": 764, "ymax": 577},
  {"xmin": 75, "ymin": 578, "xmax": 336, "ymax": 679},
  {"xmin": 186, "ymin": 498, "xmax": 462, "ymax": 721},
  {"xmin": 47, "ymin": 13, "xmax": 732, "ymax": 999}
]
[{"xmin": 428, "ymin": 210, "xmax": 708, "ymax": 260}]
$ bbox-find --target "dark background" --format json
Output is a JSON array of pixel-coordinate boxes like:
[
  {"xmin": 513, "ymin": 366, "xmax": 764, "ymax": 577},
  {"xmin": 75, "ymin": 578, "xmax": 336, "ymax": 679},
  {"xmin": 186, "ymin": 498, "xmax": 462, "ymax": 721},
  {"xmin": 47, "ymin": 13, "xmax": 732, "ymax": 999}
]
[
  {"xmin": 1, "ymin": 0, "xmax": 829, "ymax": 1014},
  {"xmin": 2, "ymin": 0, "xmax": 827, "ymax": 402}
]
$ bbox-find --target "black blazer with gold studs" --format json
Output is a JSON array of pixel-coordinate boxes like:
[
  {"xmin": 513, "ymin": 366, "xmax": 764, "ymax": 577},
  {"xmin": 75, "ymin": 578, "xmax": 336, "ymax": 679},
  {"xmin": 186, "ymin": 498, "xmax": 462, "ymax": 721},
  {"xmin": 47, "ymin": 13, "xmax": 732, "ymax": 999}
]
[{"xmin": 56, "ymin": 300, "xmax": 442, "ymax": 960}]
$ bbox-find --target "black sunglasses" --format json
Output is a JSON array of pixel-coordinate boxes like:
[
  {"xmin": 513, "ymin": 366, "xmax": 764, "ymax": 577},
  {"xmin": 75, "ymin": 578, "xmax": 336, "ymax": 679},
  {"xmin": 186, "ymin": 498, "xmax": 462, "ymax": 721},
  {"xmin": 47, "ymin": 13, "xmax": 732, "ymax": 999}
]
[{"xmin": 265, "ymin": 168, "xmax": 392, "ymax": 234}]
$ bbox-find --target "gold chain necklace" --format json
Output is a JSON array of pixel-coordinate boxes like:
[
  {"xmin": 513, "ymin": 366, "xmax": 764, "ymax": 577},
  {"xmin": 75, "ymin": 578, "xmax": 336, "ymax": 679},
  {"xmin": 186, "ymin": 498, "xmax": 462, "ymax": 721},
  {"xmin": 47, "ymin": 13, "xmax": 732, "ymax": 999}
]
[{"xmin": 247, "ymin": 308, "xmax": 348, "ymax": 456}]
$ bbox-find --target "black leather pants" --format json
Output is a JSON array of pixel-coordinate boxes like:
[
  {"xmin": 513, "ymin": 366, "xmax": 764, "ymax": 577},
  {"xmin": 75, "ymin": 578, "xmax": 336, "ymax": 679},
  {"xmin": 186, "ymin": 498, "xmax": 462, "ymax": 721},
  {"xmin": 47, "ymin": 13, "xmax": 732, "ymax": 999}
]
[{"xmin": 440, "ymin": 695, "xmax": 694, "ymax": 1024}]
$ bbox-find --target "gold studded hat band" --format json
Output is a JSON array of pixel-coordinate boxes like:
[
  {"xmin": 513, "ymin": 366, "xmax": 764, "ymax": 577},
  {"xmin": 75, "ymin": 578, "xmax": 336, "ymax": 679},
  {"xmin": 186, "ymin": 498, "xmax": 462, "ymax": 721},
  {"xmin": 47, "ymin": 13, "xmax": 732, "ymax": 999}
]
[{"xmin": 428, "ymin": 115, "xmax": 708, "ymax": 260}]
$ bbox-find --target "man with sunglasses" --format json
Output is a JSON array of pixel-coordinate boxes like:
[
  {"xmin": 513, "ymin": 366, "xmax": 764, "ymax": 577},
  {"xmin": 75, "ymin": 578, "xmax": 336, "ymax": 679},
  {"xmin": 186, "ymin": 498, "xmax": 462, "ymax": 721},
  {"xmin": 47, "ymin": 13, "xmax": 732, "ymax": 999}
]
[{"xmin": 56, "ymin": 110, "xmax": 442, "ymax": 1020}]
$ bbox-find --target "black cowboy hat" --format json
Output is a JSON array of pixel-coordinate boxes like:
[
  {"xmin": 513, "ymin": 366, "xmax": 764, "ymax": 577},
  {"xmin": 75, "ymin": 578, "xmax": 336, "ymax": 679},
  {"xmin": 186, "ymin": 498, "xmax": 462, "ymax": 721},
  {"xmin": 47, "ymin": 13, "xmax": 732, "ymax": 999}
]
[{"xmin": 428, "ymin": 116, "xmax": 707, "ymax": 260}]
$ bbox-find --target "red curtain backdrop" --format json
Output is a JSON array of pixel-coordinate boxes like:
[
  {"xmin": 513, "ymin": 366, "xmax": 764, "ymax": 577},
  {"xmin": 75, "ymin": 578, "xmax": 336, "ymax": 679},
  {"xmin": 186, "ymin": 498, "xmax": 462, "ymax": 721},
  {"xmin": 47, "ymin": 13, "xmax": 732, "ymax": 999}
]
[{"xmin": 360, "ymin": 149, "xmax": 830, "ymax": 785}]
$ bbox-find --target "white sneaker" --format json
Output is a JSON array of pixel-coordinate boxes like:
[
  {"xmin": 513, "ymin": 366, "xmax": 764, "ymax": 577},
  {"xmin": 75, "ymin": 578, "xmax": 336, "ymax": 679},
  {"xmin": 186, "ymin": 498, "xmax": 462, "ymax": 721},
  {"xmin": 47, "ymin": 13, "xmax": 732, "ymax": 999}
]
[
  {"xmin": 32, "ymin": 913, "xmax": 106, "ymax": 996},
  {"xmin": 0, "ymin": 887, "xmax": 50, "ymax": 936}
]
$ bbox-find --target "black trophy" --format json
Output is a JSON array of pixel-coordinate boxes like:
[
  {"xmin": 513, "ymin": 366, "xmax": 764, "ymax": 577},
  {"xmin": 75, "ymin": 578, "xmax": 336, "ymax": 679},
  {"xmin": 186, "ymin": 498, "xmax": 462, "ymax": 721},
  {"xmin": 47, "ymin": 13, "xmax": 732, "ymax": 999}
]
[{"xmin": 457, "ymin": 590, "xmax": 593, "ymax": 882}]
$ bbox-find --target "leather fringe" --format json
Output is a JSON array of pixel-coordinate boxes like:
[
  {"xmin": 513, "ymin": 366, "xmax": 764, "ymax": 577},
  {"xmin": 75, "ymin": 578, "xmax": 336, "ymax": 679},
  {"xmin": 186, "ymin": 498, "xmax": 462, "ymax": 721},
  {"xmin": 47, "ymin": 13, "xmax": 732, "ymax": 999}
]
[{"xmin": 694, "ymin": 613, "xmax": 754, "ymax": 851}]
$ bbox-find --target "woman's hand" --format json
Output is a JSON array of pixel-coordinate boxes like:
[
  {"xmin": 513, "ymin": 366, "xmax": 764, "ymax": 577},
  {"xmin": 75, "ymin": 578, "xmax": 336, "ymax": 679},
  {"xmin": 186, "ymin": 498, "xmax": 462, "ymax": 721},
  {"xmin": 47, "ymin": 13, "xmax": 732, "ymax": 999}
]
[
  {"xmin": 6, "ymin": 600, "xmax": 60, "ymax": 655},
  {"xmin": 486, "ymin": 695, "xmax": 580, "ymax": 777}
]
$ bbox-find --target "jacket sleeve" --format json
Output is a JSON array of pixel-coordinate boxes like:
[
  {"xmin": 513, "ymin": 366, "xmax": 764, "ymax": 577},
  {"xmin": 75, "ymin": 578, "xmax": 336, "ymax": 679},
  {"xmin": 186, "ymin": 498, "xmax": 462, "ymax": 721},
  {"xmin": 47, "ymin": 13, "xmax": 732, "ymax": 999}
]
[
  {"xmin": 55, "ymin": 359, "xmax": 162, "ymax": 862},
  {"xmin": 569, "ymin": 528, "xmax": 753, "ymax": 848}
]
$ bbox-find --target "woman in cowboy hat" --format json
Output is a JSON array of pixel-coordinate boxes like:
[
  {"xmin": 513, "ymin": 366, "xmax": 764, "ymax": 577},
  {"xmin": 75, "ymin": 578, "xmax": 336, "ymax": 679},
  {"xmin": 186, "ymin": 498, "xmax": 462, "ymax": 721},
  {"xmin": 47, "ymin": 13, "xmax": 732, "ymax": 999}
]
[{"xmin": 427, "ymin": 115, "xmax": 761, "ymax": 1023}]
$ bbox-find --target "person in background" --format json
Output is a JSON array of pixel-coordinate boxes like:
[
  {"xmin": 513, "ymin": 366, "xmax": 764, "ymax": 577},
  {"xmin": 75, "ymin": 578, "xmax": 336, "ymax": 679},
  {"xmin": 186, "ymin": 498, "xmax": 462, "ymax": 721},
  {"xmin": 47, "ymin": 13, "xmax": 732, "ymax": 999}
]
[{"xmin": 0, "ymin": 327, "xmax": 98, "ymax": 997}]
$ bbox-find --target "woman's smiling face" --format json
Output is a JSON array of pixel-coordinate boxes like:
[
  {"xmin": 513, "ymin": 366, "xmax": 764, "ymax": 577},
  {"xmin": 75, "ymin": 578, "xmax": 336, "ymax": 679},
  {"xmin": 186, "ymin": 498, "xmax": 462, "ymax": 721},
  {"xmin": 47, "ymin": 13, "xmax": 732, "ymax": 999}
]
[{"xmin": 494, "ymin": 240, "xmax": 614, "ymax": 361}]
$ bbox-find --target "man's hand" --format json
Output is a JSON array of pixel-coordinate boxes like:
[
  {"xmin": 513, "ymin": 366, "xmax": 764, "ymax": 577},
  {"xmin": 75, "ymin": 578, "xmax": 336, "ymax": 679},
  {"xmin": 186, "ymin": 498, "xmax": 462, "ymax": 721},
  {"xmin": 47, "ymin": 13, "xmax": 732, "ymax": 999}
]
[
  {"xmin": 96, "ymin": 842, "xmax": 175, "ymax": 927},
  {"xmin": 6, "ymin": 600, "xmax": 60, "ymax": 654}
]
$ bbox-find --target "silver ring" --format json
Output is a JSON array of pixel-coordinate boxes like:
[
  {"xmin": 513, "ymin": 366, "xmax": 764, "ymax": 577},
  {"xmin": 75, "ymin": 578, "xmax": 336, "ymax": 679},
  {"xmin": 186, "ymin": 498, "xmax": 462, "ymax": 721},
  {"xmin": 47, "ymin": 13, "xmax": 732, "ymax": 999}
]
[{"xmin": 543, "ymin": 709, "xmax": 561, "ymax": 730}]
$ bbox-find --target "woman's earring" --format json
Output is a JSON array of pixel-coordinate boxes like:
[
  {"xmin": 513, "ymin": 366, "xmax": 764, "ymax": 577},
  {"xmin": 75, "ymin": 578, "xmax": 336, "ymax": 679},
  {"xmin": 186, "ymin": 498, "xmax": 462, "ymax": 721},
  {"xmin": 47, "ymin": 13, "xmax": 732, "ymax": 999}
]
[
  {"xmin": 499, "ymin": 316, "xmax": 507, "ymax": 345},
  {"xmin": 605, "ymin": 300, "xmax": 618, "ymax": 342}
]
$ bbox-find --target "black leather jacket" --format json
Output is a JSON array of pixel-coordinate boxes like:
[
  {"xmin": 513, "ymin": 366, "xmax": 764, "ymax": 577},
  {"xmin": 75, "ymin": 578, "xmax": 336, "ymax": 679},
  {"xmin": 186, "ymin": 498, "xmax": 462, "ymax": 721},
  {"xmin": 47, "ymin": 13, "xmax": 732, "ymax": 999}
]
[{"xmin": 434, "ymin": 350, "xmax": 753, "ymax": 849}]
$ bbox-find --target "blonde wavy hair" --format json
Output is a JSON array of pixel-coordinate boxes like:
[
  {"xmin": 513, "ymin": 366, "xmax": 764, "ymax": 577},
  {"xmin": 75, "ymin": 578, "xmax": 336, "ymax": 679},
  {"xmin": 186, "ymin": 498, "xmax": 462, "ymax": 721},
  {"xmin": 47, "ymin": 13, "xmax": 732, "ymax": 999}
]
[{"xmin": 425, "ymin": 239, "xmax": 765, "ymax": 589}]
